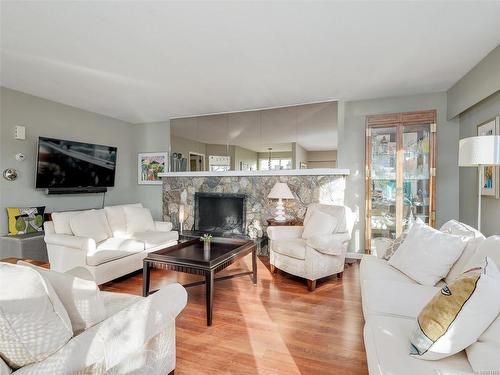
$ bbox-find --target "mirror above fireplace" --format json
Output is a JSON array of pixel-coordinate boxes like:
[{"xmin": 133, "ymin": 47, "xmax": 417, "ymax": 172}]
[{"xmin": 169, "ymin": 101, "xmax": 338, "ymax": 173}]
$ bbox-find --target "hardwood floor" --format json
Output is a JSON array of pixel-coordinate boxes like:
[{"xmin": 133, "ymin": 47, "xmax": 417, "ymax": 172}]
[{"xmin": 102, "ymin": 256, "xmax": 368, "ymax": 375}]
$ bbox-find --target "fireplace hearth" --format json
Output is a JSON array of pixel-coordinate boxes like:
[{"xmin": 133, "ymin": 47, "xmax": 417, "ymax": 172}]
[{"xmin": 194, "ymin": 192, "xmax": 247, "ymax": 236}]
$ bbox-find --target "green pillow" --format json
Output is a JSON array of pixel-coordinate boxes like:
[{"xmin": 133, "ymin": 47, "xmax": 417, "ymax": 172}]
[{"xmin": 6, "ymin": 206, "xmax": 45, "ymax": 235}]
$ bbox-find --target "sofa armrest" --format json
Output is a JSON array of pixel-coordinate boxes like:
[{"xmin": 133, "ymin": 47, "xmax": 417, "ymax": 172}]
[
  {"xmin": 306, "ymin": 232, "xmax": 350, "ymax": 255},
  {"xmin": 267, "ymin": 226, "xmax": 304, "ymax": 240},
  {"xmin": 154, "ymin": 221, "xmax": 173, "ymax": 232},
  {"xmin": 16, "ymin": 284, "xmax": 187, "ymax": 374},
  {"xmin": 96, "ymin": 283, "xmax": 187, "ymax": 369},
  {"xmin": 44, "ymin": 234, "xmax": 96, "ymax": 252}
]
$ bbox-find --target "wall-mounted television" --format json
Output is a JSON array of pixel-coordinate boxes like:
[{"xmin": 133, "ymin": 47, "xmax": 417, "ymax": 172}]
[{"xmin": 35, "ymin": 137, "xmax": 117, "ymax": 189}]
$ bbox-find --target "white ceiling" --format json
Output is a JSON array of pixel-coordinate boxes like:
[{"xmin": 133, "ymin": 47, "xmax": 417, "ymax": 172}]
[{"xmin": 1, "ymin": 1, "xmax": 500, "ymax": 124}]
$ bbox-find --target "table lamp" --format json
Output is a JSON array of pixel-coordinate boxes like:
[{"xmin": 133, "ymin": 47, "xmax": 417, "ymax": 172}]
[
  {"xmin": 458, "ymin": 135, "xmax": 500, "ymax": 231},
  {"xmin": 267, "ymin": 182, "xmax": 295, "ymax": 222}
]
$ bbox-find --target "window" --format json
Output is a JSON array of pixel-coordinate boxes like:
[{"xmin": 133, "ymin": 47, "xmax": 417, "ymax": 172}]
[{"xmin": 259, "ymin": 158, "xmax": 292, "ymax": 171}]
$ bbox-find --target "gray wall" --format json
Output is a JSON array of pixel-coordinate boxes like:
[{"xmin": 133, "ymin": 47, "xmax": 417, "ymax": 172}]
[
  {"xmin": 338, "ymin": 92, "xmax": 460, "ymax": 255},
  {"xmin": 447, "ymin": 45, "xmax": 500, "ymax": 120},
  {"xmin": 459, "ymin": 90, "xmax": 500, "ymax": 236},
  {"xmin": 0, "ymin": 88, "xmax": 169, "ymax": 235},
  {"xmin": 134, "ymin": 121, "xmax": 171, "ymax": 220}
]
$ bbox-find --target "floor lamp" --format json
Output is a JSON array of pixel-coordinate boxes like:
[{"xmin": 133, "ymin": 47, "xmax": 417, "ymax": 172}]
[{"xmin": 458, "ymin": 135, "xmax": 500, "ymax": 232}]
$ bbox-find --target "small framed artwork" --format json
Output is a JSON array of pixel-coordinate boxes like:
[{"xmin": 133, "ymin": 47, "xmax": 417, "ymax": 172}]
[
  {"xmin": 299, "ymin": 162, "xmax": 308, "ymax": 169},
  {"xmin": 138, "ymin": 152, "xmax": 168, "ymax": 185},
  {"xmin": 477, "ymin": 116, "xmax": 500, "ymax": 198}
]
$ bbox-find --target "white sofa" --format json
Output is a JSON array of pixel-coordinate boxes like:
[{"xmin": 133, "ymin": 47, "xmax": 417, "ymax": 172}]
[
  {"xmin": 361, "ymin": 221, "xmax": 500, "ymax": 375},
  {"xmin": 267, "ymin": 204, "xmax": 354, "ymax": 290},
  {"xmin": 0, "ymin": 264, "xmax": 187, "ymax": 375},
  {"xmin": 44, "ymin": 203, "xmax": 178, "ymax": 284}
]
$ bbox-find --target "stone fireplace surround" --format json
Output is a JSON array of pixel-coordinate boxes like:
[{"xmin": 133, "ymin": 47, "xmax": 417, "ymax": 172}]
[{"xmin": 162, "ymin": 172, "xmax": 347, "ymax": 253}]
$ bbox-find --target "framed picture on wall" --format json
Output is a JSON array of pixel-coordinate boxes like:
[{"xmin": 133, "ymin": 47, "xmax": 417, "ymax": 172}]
[
  {"xmin": 138, "ymin": 152, "xmax": 168, "ymax": 185},
  {"xmin": 477, "ymin": 116, "xmax": 500, "ymax": 198}
]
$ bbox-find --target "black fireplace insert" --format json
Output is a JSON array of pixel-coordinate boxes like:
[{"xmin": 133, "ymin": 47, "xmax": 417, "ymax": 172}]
[{"xmin": 194, "ymin": 192, "xmax": 247, "ymax": 236}]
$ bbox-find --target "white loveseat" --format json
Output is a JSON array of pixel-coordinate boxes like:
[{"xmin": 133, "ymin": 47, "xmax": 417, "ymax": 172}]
[
  {"xmin": 44, "ymin": 203, "xmax": 178, "ymax": 284},
  {"xmin": 267, "ymin": 204, "xmax": 354, "ymax": 290},
  {"xmin": 0, "ymin": 264, "xmax": 187, "ymax": 375},
  {"xmin": 361, "ymin": 221, "xmax": 500, "ymax": 375}
]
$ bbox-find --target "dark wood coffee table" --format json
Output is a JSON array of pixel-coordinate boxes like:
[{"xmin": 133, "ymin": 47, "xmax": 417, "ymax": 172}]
[{"xmin": 143, "ymin": 237, "xmax": 257, "ymax": 326}]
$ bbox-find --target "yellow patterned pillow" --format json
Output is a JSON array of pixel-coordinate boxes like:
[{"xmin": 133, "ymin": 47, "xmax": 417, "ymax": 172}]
[
  {"xmin": 410, "ymin": 257, "xmax": 500, "ymax": 360},
  {"xmin": 6, "ymin": 207, "xmax": 45, "ymax": 235}
]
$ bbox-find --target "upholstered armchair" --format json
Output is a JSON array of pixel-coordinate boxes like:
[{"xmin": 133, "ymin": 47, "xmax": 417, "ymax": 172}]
[{"xmin": 267, "ymin": 204, "xmax": 354, "ymax": 291}]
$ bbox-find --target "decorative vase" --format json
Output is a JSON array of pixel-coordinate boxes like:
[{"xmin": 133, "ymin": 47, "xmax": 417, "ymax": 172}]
[
  {"xmin": 203, "ymin": 241, "xmax": 211, "ymax": 251},
  {"xmin": 203, "ymin": 241, "xmax": 211, "ymax": 259}
]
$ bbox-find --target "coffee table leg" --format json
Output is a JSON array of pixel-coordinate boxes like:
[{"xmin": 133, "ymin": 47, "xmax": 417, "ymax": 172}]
[
  {"xmin": 252, "ymin": 248, "xmax": 257, "ymax": 284},
  {"xmin": 206, "ymin": 270, "xmax": 214, "ymax": 326},
  {"xmin": 143, "ymin": 261, "xmax": 150, "ymax": 297}
]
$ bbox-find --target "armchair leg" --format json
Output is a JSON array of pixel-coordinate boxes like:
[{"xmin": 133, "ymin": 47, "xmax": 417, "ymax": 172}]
[
  {"xmin": 270, "ymin": 264, "xmax": 277, "ymax": 274},
  {"xmin": 338, "ymin": 271, "xmax": 343, "ymax": 279},
  {"xmin": 307, "ymin": 279, "xmax": 316, "ymax": 291}
]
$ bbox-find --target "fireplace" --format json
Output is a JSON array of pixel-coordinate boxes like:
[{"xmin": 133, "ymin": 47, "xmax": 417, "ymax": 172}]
[{"xmin": 194, "ymin": 192, "xmax": 247, "ymax": 236}]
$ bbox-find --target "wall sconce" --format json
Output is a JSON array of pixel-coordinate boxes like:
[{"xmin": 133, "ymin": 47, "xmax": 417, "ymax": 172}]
[{"xmin": 3, "ymin": 169, "xmax": 18, "ymax": 181}]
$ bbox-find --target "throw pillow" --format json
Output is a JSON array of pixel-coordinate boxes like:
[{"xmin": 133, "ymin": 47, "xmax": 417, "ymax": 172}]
[
  {"xmin": 388, "ymin": 223, "xmax": 466, "ymax": 286},
  {"xmin": 440, "ymin": 220, "xmax": 485, "ymax": 284},
  {"xmin": 382, "ymin": 233, "xmax": 407, "ymax": 261},
  {"xmin": 6, "ymin": 206, "xmax": 45, "ymax": 235},
  {"xmin": 104, "ymin": 203, "xmax": 143, "ymax": 237},
  {"xmin": 70, "ymin": 209, "xmax": 112, "ymax": 243},
  {"xmin": 0, "ymin": 262, "xmax": 73, "ymax": 369},
  {"xmin": 123, "ymin": 206, "xmax": 155, "ymax": 233},
  {"xmin": 18, "ymin": 261, "xmax": 107, "ymax": 335},
  {"xmin": 409, "ymin": 257, "xmax": 500, "ymax": 360},
  {"xmin": 51, "ymin": 210, "xmax": 84, "ymax": 235},
  {"xmin": 301, "ymin": 210, "xmax": 338, "ymax": 240},
  {"xmin": 463, "ymin": 235, "xmax": 500, "ymax": 274}
]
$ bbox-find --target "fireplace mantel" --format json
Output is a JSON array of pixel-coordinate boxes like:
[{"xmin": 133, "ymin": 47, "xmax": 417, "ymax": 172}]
[{"xmin": 159, "ymin": 168, "xmax": 349, "ymax": 178}]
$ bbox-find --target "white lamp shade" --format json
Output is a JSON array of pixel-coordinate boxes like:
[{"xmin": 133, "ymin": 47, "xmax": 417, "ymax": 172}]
[
  {"xmin": 458, "ymin": 136, "xmax": 500, "ymax": 166},
  {"xmin": 267, "ymin": 182, "xmax": 294, "ymax": 199}
]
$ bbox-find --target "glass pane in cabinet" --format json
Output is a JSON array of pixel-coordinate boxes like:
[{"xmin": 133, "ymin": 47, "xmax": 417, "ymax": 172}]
[
  {"xmin": 402, "ymin": 123, "xmax": 431, "ymax": 231},
  {"xmin": 370, "ymin": 127, "xmax": 397, "ymax": 247}
]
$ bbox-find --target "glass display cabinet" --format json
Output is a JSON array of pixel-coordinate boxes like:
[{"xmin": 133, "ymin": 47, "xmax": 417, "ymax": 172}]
[{"xmin": 365, "ymin": 110, "xmax": 437, "ymax": 253}]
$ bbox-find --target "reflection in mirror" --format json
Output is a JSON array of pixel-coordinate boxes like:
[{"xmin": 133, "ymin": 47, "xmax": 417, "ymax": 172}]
[{"xmin": 170, "ymin": 101, "xmax": 337, "ymax": 172}]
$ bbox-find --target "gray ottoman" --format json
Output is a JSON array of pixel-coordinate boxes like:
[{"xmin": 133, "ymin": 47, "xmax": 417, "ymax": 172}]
[{"xmin": 0, "ymin": 232, "xmax": 48, "ymax": 262}]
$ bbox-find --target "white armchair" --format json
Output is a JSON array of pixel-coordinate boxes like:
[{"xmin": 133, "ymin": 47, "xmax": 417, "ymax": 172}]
[
  {"xmin": 0, "ymin": 264, "xmax": 187, "ymax": 375},
  {"xmin": 267, "ymin": 204, "xmax": 354, "ymax": 291}
]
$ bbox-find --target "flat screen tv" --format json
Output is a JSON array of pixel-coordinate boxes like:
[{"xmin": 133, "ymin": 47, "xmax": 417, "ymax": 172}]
[{"xmin": 35, "ymin": 137, "xmax": 117, "ymax": 189}]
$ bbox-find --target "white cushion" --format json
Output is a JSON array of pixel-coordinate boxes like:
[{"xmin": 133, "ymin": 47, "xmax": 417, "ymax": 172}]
[
  {"xmin": 362, "ymin": 279, "xmax": 439, "ymax": 319},
  {"xmin": 87, "ymin": 238, "xmax": 145, "ymax": 266},
  {"xmin": 51, "ymin": 210, "xmax": 84, "ymax": 235},
  {"xmin": 360, "ymin": 255, "xmax": 418, "ymax": 285},
  {"xmin": 104, "ymin": 203, "xmax": 143, "ymax": 237},
  {"xmin": 70, "ymin": 209, "xmax": 112, "ymax": 243},
  {"xmin": 364, "ymin": 315, "xmax": 472, "ymax": 375},
  {"xmin": 410, "ymin": 257, "xmax": 500, "ymax": 360},
  {"xmin": 0, "ymin": 263, "xmax": 73, "ymax": 369},
  {"xmin": 130, "ymin": 231, "xmax": 179, "ymax": 249},
  {"xmin": 466, "ymin": 313, "xmax": 500, "ymax": 373},
  {"xmin": 19, "ymin": 262, "xmax": 106, "ymax": 335},
  {"xmin": 301, "ymin": 210, "xmax": 337, "ymax": 240},
  {"xmin": 273, "ymin": 239, "xmax": 307, "ymax": 260},
  {"xmin": 464, "ymin": 235, "xmax": 500, "ymax": 271},
  {"xmin": 388, "ymin": 223, "xmax": 466, "ymax": 286},
  {"xmin": 123, "ymin": 207, "xmax": 155, "ymax": 234},
  {"xmin": 440, "ymin": 220, "xmax": 486, "ymax": 283}
]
